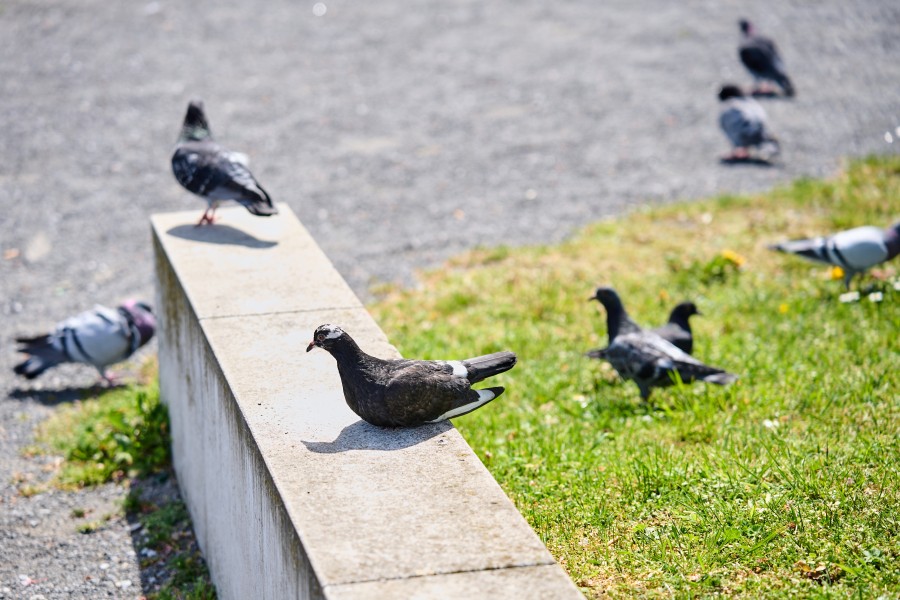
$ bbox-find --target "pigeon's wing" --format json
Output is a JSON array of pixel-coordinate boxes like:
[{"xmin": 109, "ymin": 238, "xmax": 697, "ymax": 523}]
[
  {"xmin": 651, "ymin": 323, "xmax": 692, "ymax": 354},
  {"xmin": 383, "ymin": 361, "xmax": 475, "ymax": 423},
  {"xmin": 720, "ymin": 102, "xmax": 765, "ymax": 147},
  {"xmin": 56, "ymin": 305, "xmax": 133, "ymax": 368},
  {"xmin": 172, "ymin": 142, "xmax": 276, "ymax": 216},
  {"xmin": 739, "ymin": 42, "xmax": 775, "ymax": 77},
  {"xmin": 830, "ymin": 226, "xmax": 891, "ymax": 270}
]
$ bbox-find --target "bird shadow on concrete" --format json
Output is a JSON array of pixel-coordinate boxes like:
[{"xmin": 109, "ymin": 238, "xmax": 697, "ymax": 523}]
[
  {"xmin": 301, "ymin": 419, "xmax": 452, "ymax": 453},
  {"xmin": 166, "ymin": 224, "xmax": 278, "ymax": 249},
  {"xmin": 8, "ymin": 383, "xmax": 121, "ymax": 406}
]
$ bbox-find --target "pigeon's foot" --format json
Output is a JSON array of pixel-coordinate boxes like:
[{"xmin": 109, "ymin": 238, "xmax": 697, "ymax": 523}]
[
  {"xmin": 194, "ymin": 209, "xmax": 217, "ymax": 227},
  {"xmin": 721, "ymin": 148, "xmax": 750, "ymax": 161}
]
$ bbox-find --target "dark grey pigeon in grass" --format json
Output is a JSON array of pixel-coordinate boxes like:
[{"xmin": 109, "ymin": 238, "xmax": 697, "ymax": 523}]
[
  {"xmin": 718, "ymin": 85, "xmax": 780, "ymax": 161},
  {"xmin": 769, "ymin": 221, "xmax": 900, "ymax": 289},
  {"xmin": 172, "ymin": 100, "xmax": 277, "ymax": 226},
  {"xmin": 306, "ymin": 324, "xmax": 517, "ymax": 427},
  {"xmin": 588, "ymin": 286, "xmax": 642, "ymax": 345},
  {"xmin": 651, "ymin": 301, "xmax": 700, "ymax": 355},
  {"xmin": 14, "ymin": 301, "xmax": 155, "ymax": 383},
  {"xmin": 738, "ymin": 19, "xmax": 795, "ymax": 97},
  {"xmin": 585, "ymin": 331, "xmax": 737, "ymax": 401}
]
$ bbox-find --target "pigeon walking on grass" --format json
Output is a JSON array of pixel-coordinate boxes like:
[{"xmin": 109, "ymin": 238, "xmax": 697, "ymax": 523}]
[
  {"xmin": 13, "ymin": 301, "xmax": 156, "ymax": 383},
  {"xmin": 586, "ymin": 332, "xmax": 737, "ymax": 401},
  {"xmin": 171, "ymin": 100, "xmax": 277, "ymax": 226},
  {"xmin": 589, "ymin": 287, "xmax": 697, "ymax": 354},
  {"xmin": 768, "ymin": 221, "xmax": 900, "ymax": 289},
  {"xmin": 306, "ymin": 324, "xmax": 517, "ymax": 427},
  {"xmin": 738, "ymin": 19, "xmax": 795, "ymax": 97},
  {"xmin": 718, "ymin": 85, "xmax": 780, "ymax": 162},
  {"xmin": 651, "ymin": 301, "xmax": 700, "ymax": 355}
]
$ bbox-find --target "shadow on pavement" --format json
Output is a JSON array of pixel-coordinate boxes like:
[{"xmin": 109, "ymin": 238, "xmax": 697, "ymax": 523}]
[{"xmin": 166, "ymin": 224, "xmax": 278, "ymax": 248}]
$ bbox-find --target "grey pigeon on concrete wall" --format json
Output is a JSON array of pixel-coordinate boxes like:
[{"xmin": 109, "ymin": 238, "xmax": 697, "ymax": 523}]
[
  {"xmin": 586, "ymin": 331, "xmax": 737, "ymax": 401},
  {"xmin": 738, "ymin": 19, "xmax": 795, "ymax": 97},
  {"xmin": 769, "ymin": 221, "xmax": 900, "ymax": 288},
  {"xmin": 14, "ymin": 301, "xmax": 156, "ymax": 382},
  {"xmin": 171, "ymin": 100, "xmax": 277, "ymax": 226},
  {"xmin": 306, "ymin": 324, "xmax": 517, "ymax": 427},
  {"xmin": 650, "ymin": 301, "xmax": 700, "ymax": 355},
  {"xmin": 718, "ymin": 85, "xmax": 780, "ymax": 161}
]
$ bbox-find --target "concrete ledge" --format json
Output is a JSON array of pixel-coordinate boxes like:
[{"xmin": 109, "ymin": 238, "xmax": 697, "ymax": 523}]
[{"xmin": 152, "ymin": 204, "xmax": 582, "ymax": 599}]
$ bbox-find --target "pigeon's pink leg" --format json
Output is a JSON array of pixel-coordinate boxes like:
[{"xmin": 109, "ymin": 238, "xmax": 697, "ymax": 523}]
[{"xmin": 194, "ymin": 206, "xmax": 217, "ymax": 227}]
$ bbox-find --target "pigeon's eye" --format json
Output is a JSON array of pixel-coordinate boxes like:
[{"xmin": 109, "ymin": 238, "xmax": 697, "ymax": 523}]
[{"xmin": 317, "ymin": 333, "xmax": 325, "ymax": 342}]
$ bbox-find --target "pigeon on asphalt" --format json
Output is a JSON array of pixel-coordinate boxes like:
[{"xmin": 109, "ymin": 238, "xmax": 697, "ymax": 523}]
[
  {"xmin": 768, "ymin": 221, "xmax": 900, "ymax": 289},
  {"xmin": 650, "ymin": 301, "xmax": 700, "ymax": 355},
  {"xmin": 306, "ymin": 324, "xmax": 517, "ymax": 427},
  {"xmin": 13, "ymin": 301, "xmax": 156, "ymax": 382},
  {"xmin": 738, "ymin": 19, "xmax": 795, "ymax": 97},
  {"xmin": 718, "ymin": 85, "xmax": 780, "ymax": 161},
  {"xmin": 588, "ymin": 286, "xmax": 642, "ymax": 345},
  {"xmin": 585, "ymin": 332, "xmax": 737, "ymax": 401},
  {"xmin": 171, "ymin": 100, "xmax": 277, "ymax": 226}
]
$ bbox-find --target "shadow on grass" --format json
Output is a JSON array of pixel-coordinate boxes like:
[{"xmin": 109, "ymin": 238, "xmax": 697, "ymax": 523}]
[
  {"xmin": 301, "ymin": 419, "xmax": 452, "ymax": 453},
  {"xmin": 166, "ymin": 224, "xmax": 277, "ymax": 248}
]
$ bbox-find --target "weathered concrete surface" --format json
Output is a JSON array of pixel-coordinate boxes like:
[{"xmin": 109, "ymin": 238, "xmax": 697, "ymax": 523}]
[{"xmin": 153, "ymin": 204, "xmax": 582, "ymax": 599}]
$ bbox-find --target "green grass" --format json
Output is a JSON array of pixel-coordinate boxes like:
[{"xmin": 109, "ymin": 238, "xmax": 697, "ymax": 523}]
[
  {"xmin": 29, "ymin": 380, "xmax": 170, "ymax": 488},
  {"xmin": 369, "ymin": 156, "xmax": 900, "ymax": 598}
]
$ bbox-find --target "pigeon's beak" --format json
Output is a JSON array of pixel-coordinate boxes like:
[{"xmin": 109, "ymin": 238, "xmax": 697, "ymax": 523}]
[
  {"xmin": 306, "ymin": 340, "xmax": 316, "ymax": 352},
  {"xmin": 587, "ymin": 296, "xmax": 597, "ymax": 302}
]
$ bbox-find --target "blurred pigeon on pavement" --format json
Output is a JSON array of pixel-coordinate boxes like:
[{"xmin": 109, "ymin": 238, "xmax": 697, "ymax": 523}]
[
  {"xmin": 172, "ymin": 100, "xmax": 277, "ymax": 226},
  {"xmin": 738, "ymin": 19, "xmax": 795, "ymax": 97},
  {"xmin": 651, "ymin": 301, "xmax": 700, "ymax": 355},
  {"xmin": 769, "ymin": 221, "xmax": 900, "ymax": 288},
  {"xmin": 718, "ymin": 85, "xmax": 780, "ymax": 161},
  {"xmin": 307, "ymin": 324, "xmax": 517, "ymax": 427},
  {"xmin": 14, "ymin": 301, "xmax": 156, "ymax": 383},
  {"xmin": 586, "ymin": 331, "xmax": 737, "ymax": 400}
]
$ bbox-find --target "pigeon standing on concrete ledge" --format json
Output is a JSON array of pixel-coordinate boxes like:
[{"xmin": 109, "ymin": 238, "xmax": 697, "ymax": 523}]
[
  {"xmin": 651, "ymin": 301, "xmax": 700, "ymax": 355},
  {"xmin": 306, "ymin": 324, "xmax": 517, "ymax": 427},
  {"xmin": 718, "ymin": 85, "xmax": 780, "ymax": 161},
  {"xmin": 738, "ymin": 19, "xmax": 795, "ymax": 97},
  {"xmin": 13, "ymin": 301, "xmax": 156, "ymax": 383},
  {"xmin": 768, "ymin": 222, "xmax": 900, "ymax": 288},
  {"xmin": 171, "ymin": 100, "xmax": 277, "ymax": 226}
]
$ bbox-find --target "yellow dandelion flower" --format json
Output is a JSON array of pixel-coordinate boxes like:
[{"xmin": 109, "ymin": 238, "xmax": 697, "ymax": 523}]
[
  {"xmin": 659, "ymin": 289, "xmax": 670, "ymax": 301},
  {"xmin": 778, "ymin": 303, "xmax": 789, "ymax": 314},
  {"xmin": 830, "ymin": 266, "xmax": 845, "ymax": 280},
  {"xmin": 721, "ymin": 249, "xmax": 746, "ymax": 267}
]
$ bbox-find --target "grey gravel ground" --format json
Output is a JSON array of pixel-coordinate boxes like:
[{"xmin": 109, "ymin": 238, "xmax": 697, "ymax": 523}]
[{"xmin": 1, "ymin": 0, "xmax": 898, "ymax": 597}]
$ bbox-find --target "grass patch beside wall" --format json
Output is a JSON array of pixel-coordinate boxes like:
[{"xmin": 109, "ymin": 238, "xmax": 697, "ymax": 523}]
[{"xmin": 370, "ymin": 156, "xmax": 900, "ymax": 598}]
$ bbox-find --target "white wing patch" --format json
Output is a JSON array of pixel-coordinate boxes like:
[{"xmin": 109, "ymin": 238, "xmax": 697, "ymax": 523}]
[
  {"xmin": 445, "ymin": 360, "xmax": 468, "ymax": 378},
  {"xmin": 426, "ymin": 389, "xmax": 496, "ymax": 423}
]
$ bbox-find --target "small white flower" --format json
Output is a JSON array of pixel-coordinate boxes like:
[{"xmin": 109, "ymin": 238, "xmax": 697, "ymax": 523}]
[
  {"xmin": 762, "ymin": 419, "xmax": 779, "ymax": 429},
  {"xmin": 839, "ymin": 291, "xmax": 860, "ymax": 303},
  {"xmin": 868, "ymin": 292, "xmax": 884, "ymax": 303}
]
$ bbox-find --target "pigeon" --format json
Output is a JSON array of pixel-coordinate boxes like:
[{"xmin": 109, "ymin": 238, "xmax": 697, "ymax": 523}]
[
  {"xmin": 14, "ymin": 300, "xmax": 156, "ymax": 382},
  {"xmin": 589, "ymin": 287, "xmax": 696, "ymax": 352},
  {"xmin": 586, "ymin": 332, "xmax": 737, "ymax": 401},
  {"xmin": 306, "ymin": 324, "xmax": 517, "ymax": 427},
  {"xmin": 718, "ymin": 85, "xmax": 780, "ymax": 161},
  {"xmin": 738, "ymin": 19, "xmax": 795, "ymax": 97},
  {"xmin": 768, "ymin": 221, "xmax": 900, "ymax": 289},
  {"xmin": 171, "ymin": 100, "xmax": 277, "ymax": 226},
  {"xmin": 588, "ymin": 286, "xmax": 642, "ymax": 345},
  {"xmin": 650, "ymin": 301, "xmax": 700, "ymax": 355}
]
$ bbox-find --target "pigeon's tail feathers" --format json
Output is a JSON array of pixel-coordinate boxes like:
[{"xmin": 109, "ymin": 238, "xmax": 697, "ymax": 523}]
[
  {"xmin": 15, "ymin": 333, "xmax": 52, "ymax": 347},
  {"xmin": 768, "ymin": 237, "xmax": 828, "ymax": 263},
  {"xmin": 238, "ymin": 184, "xmax": 278, "ymax": 217},
  {"xmin": 461, "ymin": 351, "xmax": 517, "ymax": 384},
  {"xmin": 427, "ymin": 387, "xmax": 504, "ymax": 422},
  {"xmin": 776, "ymin": 73, "xmax": 795, "ymax": 97},
  {"xmin": 702, "ymin": 371, "xmax": 739, "ymax": 386},
  {"xmin": 13, "ymin": 357, "xmax": 49, "ymax": 379},
  {"xmin": 584, "ymin": 348, "xmax": 607, "ymax": 360}
]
